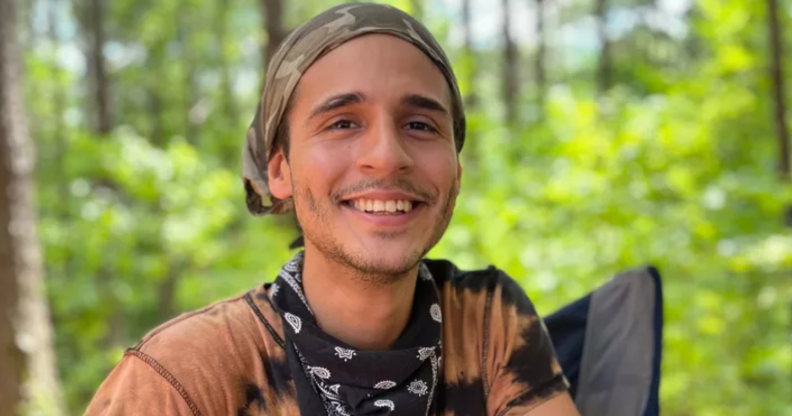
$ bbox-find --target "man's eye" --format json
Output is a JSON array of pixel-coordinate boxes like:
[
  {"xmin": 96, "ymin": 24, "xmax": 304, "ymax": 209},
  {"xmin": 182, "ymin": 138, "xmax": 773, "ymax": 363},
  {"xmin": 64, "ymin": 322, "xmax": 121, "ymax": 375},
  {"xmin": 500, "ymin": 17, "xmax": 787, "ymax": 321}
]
[
  {"xmin": 328, "ymin": 120, "xmax": 357, "ymax": 130},
  {"xmin": 405, "ymin": 121, "xmax": 437, "ymax": 132}
]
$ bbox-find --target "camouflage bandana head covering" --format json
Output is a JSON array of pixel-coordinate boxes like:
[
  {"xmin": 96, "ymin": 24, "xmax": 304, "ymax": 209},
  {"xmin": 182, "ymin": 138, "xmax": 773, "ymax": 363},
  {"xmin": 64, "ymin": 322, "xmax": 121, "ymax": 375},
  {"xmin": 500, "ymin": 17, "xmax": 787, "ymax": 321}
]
[{"xmin": 242, "ymin": 2, "xmax": 466, "ymax": 216}]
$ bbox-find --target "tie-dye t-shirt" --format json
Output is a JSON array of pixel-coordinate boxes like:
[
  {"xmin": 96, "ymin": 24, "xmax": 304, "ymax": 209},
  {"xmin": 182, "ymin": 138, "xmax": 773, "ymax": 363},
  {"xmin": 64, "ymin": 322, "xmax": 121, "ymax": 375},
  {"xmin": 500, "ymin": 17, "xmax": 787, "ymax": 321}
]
[{"xmin": 86, "ymin": 260, "xmax": 568, "ymax": 416}]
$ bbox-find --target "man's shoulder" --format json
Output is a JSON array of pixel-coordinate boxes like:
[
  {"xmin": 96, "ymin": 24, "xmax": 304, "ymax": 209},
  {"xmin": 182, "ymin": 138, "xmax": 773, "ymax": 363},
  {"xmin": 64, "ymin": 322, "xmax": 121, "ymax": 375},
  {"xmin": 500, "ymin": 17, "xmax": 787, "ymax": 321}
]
[
  {"xmin": 424, "ymin": 258, "xmax": 522, "ymax": 295},
  {"xmin": 130, "ymin": 284, "xmax": 285, "ymax": 381},
  {"xmin": 136, "ymin": 290, "xmax": 256, "ymax": 353},
  {"xmin": 426, "ymin": 258, "xmax": 537, "ymax": 321},
  {"xmin": 89, "ymin": 286, "xmax": 295, "ymax": 414}
]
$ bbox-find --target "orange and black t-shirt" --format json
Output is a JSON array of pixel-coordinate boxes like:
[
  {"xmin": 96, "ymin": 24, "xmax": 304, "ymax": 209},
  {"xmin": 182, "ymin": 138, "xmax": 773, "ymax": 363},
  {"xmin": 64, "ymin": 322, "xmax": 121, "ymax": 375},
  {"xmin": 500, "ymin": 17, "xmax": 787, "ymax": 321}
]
[{"xmin": 86, "ymin": 260, "xmax": 569, "ymax": 415}]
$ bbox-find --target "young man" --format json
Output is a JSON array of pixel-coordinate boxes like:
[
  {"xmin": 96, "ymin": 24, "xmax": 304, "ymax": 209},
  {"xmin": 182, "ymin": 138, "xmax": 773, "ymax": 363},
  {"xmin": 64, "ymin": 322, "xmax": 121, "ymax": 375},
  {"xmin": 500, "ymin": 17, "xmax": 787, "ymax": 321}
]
[{"xmin": 87, "ymin": 3, "xmax": 580, "ymax": 416}]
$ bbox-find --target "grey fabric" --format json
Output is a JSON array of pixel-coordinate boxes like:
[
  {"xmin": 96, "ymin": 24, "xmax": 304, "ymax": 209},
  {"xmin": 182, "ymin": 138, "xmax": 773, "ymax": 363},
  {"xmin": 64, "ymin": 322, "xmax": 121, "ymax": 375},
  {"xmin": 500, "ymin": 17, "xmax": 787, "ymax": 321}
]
[{"xmin": 575, "ymin": 268, "xmax": 657, "ymax": 416}]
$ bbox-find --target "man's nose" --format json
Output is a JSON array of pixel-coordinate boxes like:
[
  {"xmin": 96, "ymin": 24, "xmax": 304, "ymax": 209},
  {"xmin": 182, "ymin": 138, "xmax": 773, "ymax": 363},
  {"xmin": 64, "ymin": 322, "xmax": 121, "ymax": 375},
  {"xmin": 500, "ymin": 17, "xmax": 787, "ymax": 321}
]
[{"xmin": 356, "ymin": 117, "xmax": 414, "ymax": 176}]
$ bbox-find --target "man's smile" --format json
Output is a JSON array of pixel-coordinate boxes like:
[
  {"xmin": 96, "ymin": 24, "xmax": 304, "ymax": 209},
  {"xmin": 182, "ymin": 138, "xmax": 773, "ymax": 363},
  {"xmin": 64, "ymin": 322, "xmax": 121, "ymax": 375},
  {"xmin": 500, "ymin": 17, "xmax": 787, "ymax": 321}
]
[
  {"xmin": 348, "ymin": 198, "xmax": 415, "ymax": 214},
  {"xmin": 339, "ymin": 190, "xmax": 428, "ymax": 226}
]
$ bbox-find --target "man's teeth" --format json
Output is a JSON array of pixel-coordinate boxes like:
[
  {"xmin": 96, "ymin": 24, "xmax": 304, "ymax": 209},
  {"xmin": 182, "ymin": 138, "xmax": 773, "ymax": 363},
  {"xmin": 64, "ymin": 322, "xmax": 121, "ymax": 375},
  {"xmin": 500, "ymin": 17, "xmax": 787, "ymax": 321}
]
[{"xmin": 351, "ymin": 199, "xmax": 414, "ymax": 213}]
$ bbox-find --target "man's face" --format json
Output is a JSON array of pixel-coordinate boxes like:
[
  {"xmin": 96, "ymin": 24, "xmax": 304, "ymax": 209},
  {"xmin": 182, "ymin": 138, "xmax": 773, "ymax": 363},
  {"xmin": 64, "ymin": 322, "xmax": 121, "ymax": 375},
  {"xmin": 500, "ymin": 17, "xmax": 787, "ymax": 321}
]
[{"xmin": 268, "ymin": 34, "xmax": 461, "ymax": 278}]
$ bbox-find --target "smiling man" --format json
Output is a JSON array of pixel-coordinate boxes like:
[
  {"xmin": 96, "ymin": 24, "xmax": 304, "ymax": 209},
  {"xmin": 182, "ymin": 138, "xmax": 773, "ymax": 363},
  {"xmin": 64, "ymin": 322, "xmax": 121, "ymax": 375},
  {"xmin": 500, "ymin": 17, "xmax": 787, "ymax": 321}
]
[{"xmin": 86, "ymin": 3, "xmax": 580, "ymax": 416}]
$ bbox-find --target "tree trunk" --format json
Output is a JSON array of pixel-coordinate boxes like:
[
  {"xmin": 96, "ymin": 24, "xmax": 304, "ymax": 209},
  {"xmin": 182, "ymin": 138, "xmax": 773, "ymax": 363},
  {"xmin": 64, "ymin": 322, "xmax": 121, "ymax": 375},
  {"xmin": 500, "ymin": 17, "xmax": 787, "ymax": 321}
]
[
  {"xmin": 594, "ymin": 0, "xmax": 612, "ymax": 94},
  {"xmin": 49, "ymin": 0, "xmax": 66, "ymax": 199},
  {"xmin": 157, "ymin": 260, "xmax": 186, "ymax": 319},
  {"xmin": 768, "ymin": 0, "xmax": 790, "ymax": 180},
  {"xmin": 49, "ymin": 0, "xmax": 74, "ymax": 285},
  {"xmin": 683, "ymin": 4, "xmax": 701, "ymax": 66},
  {"xmin": 261, "ymin": 0, "xmax": 285, "ymax": 69},
  {"xmin": 462, "ymin": 0, "xmax": 477, "ymax": 109},
  {"xmin": 86, "ymin": 0, "xmax": 111, "ymax": 134},
  {"xmin": 158, "ymin": 273, "xmax": 178, "ymax": 320},
  {"xmin": 179, "ymin": 0, "xmax": 198, "ymax": 146},
  {"xmin": 502, "ymin": 0, "xmax": 518, "ymax": 125},
  {"xmin": 0, "ymin": 0, "xmax": 65, "ymax": 414},
  {"xmin": 217, "ymin": 0, "xmax": 238, "ymax": 127},
  {"xmin": 535, "ymin": 0, "xmax": 546, "ymax": 108},
  {"xmin": 147, "ymin": 43, "xmax": 165, "ymax": 145}
]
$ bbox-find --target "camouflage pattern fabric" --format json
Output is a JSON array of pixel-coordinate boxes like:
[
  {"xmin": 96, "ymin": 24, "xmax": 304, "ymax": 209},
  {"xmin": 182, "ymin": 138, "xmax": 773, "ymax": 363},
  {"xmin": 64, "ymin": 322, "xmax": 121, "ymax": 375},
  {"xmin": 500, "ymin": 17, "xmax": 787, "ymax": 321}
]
[{"xmin": 242, "ymin": 2, "xmax": 466, "ymax": 215}]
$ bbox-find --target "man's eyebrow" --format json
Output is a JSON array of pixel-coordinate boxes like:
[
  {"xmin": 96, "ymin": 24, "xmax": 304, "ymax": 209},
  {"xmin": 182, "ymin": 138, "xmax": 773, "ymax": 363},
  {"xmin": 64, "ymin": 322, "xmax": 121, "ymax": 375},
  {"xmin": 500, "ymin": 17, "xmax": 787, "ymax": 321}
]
[
  {"xmin": 308, "ymin": 92, "xmax": 366, "ymax": 122},
  {"xmin": 401, "ymin": 94, "xmax": 449, "ymax": 116}
]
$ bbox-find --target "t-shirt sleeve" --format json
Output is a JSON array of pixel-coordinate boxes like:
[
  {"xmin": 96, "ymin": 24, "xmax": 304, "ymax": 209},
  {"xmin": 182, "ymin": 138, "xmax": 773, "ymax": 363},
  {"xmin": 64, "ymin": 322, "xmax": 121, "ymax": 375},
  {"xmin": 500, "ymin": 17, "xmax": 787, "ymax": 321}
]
[
  {"xmin": 84, "ymin": 351, "xmax": 199, "ymax": 416},
  {"xmin": 484, "ymin": 272, "xmax": 569, "ymax": 416}
]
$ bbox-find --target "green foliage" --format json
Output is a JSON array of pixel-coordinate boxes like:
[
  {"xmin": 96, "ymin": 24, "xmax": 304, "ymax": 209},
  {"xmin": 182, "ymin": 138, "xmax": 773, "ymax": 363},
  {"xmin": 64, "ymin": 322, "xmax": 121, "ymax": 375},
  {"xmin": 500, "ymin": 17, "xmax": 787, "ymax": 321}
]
[{"xmin": 22, "ymin": 0, "xmax": 792, "ymax": 414}]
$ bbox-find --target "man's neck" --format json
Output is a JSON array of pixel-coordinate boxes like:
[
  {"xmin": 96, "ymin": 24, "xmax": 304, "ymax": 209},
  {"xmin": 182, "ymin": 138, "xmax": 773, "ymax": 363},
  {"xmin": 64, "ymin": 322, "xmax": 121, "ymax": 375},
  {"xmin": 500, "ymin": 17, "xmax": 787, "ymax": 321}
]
[{"xmin": 301, "ymin": 246, "xmax": 418, "ymax": 351}]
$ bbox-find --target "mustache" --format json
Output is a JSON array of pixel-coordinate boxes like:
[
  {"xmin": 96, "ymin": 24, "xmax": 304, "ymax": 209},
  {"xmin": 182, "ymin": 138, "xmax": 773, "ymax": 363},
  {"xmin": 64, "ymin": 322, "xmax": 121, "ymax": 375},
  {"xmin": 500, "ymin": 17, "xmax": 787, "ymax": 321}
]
[{"xmin": 330, "ymin": 177, "xmax": 436, "ymax": 204}]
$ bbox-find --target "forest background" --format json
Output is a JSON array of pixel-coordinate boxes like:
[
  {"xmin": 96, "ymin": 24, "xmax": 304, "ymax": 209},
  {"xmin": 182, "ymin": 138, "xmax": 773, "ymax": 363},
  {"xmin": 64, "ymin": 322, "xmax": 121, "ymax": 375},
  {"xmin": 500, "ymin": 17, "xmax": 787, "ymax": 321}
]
[{"xmin": 1, "ymin": 0, "xmax": 792, "ymax": 415}]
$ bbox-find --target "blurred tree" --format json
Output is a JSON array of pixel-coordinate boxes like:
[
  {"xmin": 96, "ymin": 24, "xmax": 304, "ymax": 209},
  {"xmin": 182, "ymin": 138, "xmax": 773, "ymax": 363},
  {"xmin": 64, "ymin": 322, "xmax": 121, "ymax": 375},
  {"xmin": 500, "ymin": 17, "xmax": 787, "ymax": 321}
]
[
  {"xmin": 683, "ymin": 3, "xmax": 702, "ymax": 63},
  {"xmin": 216, "ymin": 0, "xmax": 239, "ymax": 131},
  {"xmin": 82, "ymin": 0, "xmax": 112, "ymax": 135},
  {"xmin": 461, "ymin": 0, "xmax": 477, "ymax": 109},
  {"xmin": 0, "ymin": 0, "xmax": 64, "ymax": 413},
  {"xmin": 177, "ymin": 0, "xmax": 199, "ymax": 146},
  {"xmin": 261, "ymin": 0, "xmax": 285, "ymax": 69},
  {"xmin": 535, "ymin": 0, "xmax": 547, "ymax": 109},
  {"xmin": 767, "ymin": 0, "xmax": 790, "ymax": 180},
  {"xmin": 501, "ymin": 0, "xmax": 518, "ymax": 124},
  {"xmin": 47, "ymin": 0, "xmax": 69, "ymax": 224},
  {"xmin": 594, "ymin": 0, "xmax": 611, "ymax": 93},
  {"xmin": 80, "ymin": 0, "xmax": 125, "ymax": 350}
]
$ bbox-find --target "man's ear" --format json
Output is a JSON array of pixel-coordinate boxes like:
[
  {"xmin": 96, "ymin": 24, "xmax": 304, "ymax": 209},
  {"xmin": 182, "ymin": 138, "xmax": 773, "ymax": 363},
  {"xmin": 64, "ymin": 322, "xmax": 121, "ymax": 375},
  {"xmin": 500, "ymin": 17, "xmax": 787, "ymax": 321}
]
[{"xmin": 268, "ymin": 148, "xmax": 293, "ymax": 200}]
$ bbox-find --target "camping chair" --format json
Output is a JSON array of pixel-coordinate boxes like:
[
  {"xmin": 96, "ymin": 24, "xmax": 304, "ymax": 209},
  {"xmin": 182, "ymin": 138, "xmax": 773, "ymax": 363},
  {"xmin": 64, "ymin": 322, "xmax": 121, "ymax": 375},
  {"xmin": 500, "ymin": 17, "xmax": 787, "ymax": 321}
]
[{"xmin": 544, "ymin": 266, "xmax": 663, "ymax": 416}]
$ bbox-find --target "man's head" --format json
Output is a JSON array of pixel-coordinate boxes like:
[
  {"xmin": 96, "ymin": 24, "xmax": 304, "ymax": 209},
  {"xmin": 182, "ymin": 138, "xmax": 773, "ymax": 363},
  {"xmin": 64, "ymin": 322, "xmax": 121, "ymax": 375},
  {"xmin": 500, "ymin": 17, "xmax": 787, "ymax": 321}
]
[{"xmin": 243, "ymin": 3, "xmax": 465, "ymax": 279}]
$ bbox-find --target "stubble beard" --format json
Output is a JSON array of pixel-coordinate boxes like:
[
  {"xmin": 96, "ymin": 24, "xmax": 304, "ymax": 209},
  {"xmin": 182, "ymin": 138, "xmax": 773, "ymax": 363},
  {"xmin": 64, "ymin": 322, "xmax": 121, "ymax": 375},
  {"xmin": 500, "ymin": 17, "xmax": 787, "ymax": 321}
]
[{"xmin": 293, "ymin": 180, "xmax": 459, "ymax": 287}]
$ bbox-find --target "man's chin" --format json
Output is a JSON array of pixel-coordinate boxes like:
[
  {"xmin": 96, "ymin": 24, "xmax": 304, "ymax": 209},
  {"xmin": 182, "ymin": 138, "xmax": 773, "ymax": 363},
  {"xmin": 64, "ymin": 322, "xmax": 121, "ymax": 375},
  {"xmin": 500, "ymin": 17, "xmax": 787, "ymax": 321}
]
[
  {"xmin": 351, "ymin": 250, "xmax": 423, "ymax": 277},
  {"xmin": 331, "ymin": 241, "xmax": 427, "ymax": 281}
]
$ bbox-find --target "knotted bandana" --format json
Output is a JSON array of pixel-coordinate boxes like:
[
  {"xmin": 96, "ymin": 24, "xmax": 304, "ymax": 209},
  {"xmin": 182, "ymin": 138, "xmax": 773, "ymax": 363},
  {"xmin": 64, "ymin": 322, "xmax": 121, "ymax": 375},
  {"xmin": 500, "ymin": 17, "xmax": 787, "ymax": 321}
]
[
  {"xmin": 269, "ymin": 252, "xmax": 443, "ymax": 416},
  {"xmin": 242, "ymin": 2, "xmax": 466, "ymax": 215}
]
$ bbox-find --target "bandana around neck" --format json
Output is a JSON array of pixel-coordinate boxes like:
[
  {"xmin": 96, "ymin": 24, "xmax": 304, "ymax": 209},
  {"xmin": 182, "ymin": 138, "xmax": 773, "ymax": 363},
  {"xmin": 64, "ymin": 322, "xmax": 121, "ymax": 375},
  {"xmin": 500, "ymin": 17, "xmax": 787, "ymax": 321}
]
[{"xmin": 269, "ymin": 252, "xmax": 443, "ymax": 416}]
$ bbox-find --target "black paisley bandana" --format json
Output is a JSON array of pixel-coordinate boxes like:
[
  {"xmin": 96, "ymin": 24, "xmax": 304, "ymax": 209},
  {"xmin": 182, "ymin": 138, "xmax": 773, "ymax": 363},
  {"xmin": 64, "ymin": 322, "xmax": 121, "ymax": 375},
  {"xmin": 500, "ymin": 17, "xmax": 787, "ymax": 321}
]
[{"xmin": 270, "ymin": 252, "xmax": 443, "ymax": 416}]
